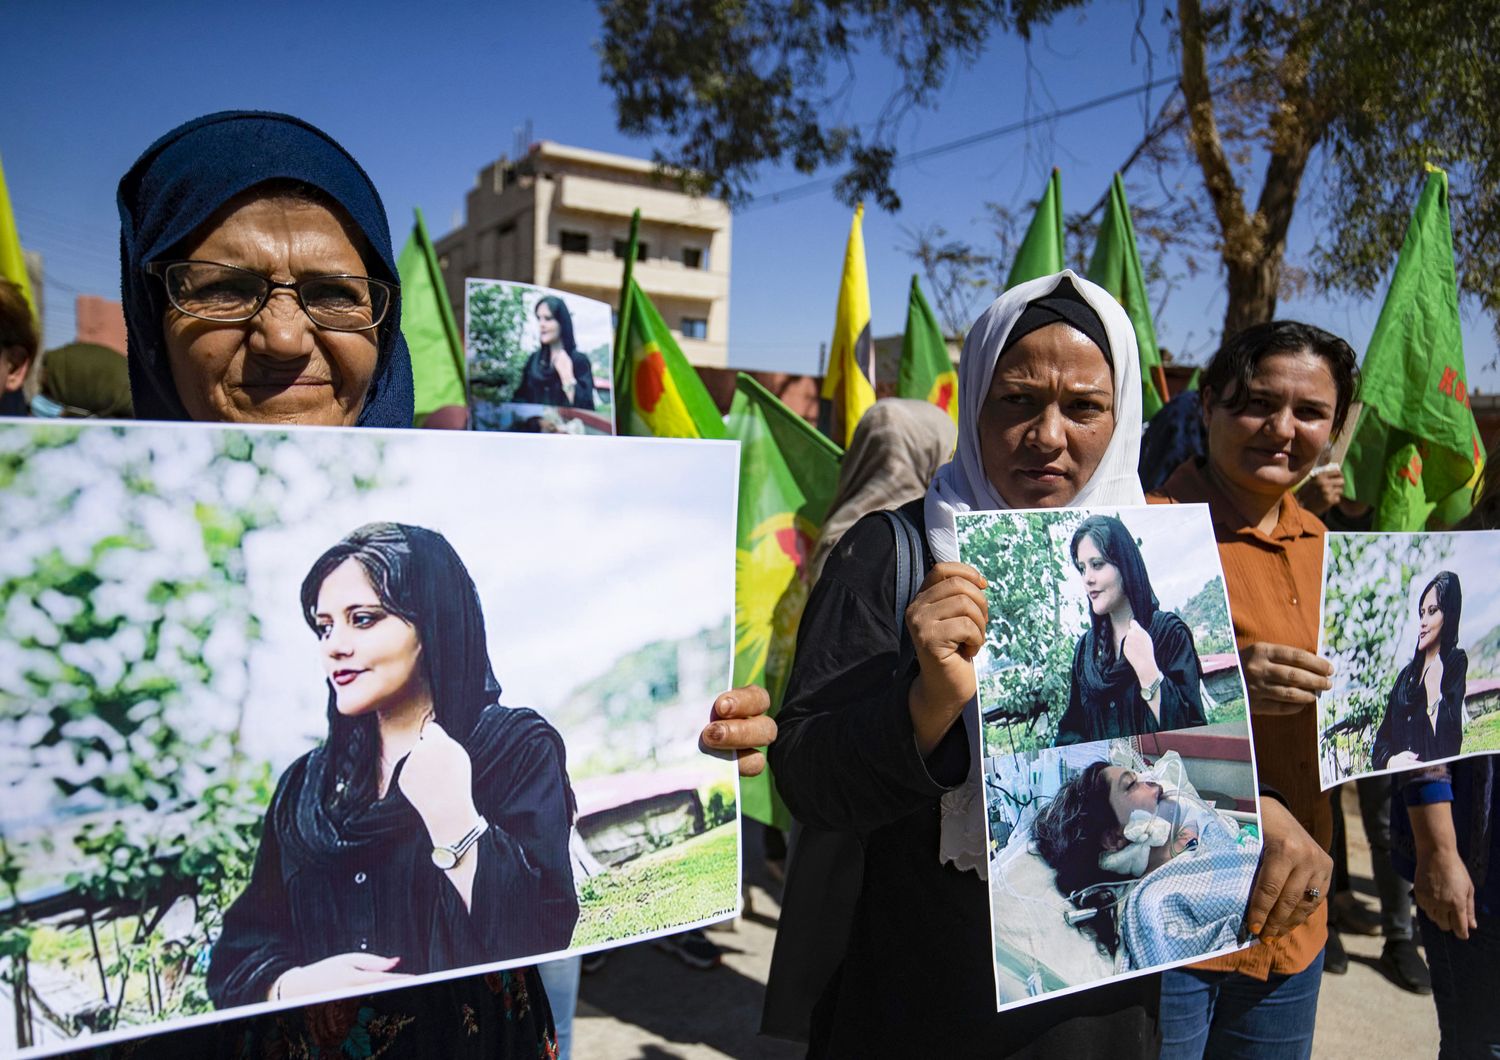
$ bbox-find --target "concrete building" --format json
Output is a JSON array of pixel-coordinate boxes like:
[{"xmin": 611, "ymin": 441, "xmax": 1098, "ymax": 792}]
[{"xmin": 435, "ymin": 142, "xmax": 732, "ymax": 367}]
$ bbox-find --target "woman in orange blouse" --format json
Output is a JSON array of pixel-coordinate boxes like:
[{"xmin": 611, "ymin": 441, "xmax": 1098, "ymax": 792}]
[{"xmin": 1152, "ymin": 321, "xmax": 1359, "ymax": 1059}]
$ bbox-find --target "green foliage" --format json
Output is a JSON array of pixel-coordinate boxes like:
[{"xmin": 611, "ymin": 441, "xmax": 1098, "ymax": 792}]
[
  {"xmin": 702, "ymin": 782, "xmax": 737, "ymax": 829},
  {"xmin": 0, "ymin": 425, "xmax": 390, "ymax": 1027},
  {"xmin": 1179, "ymin": 575, "xmax": 1234, "ymax": 656},
  {"xmin": 960, "ymin": 510, "xmax": 1084, "ymax": 754},
  {"xmin": 1467, "ymin": 622, "xmax": 1500, "ymax": 680},
  {"xmin": 1320, "ymin": 534, "xmax": 1453, "ymax": 774},
  {"xmin": 572, "ymin": 824, "xmax": 738, "ymax": 946},
  {"xmin": 466, "ymin": 283, "xmax": 529, "ymax": 417},
  {"xmin": 1465, "ymin": 710, "xmax": 1500, "ymax": 752}
]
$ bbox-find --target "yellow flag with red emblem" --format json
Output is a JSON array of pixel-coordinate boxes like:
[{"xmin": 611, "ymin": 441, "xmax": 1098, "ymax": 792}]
[
  {"xmin": 897, "ymin": 274, "xmax": 958, "ymax": 429},
  {"xmin": 728, "ymin": 374, "xmax": 842, "ymax": 827}
]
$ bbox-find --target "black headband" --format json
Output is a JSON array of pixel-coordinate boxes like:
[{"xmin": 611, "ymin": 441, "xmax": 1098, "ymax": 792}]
[{"xmin": 999, "ymin": 276, "xmax": 1112, "ymax": 367}]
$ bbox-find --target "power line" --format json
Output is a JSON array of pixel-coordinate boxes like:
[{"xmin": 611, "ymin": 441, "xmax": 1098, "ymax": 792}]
[{"xmin": 738, "ymin": 71, "xmax": 1187, "ymax": 213}]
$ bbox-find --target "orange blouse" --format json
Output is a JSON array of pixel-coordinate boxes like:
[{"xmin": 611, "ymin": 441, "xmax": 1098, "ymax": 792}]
[{"xmin": 1151, "ymin": 459, "xmax": 1331, "ymax": 979}]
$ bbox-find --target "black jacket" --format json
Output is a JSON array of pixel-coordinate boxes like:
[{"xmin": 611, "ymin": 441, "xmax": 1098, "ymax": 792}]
[
  {"xmin": 513, "ymin": 349, "xmax": 596, "ymax": 409},
  {"xmin": 208, "ymin": 704, "xmax": 578, "ymax": 1009},
  {"xmin": 1056, "ymin": 610, "xmax": 1206, "ymax": 745},
  {"xmin": 1372, "ymin": 650, "xmax": 1467, "ymax": 770}
]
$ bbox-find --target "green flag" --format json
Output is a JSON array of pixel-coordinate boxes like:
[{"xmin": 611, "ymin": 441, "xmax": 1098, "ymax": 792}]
[
  {"xmin": 1005, "ymin": 169, "xmax": 1064, "ymax": 289},
  {"xmin": 1088, "ymin": 174, "xmax": 1165, "ymax": 418},
  {"xmin": 396, "ymin": 208, "xmax": 466, "ymax": 424},
  {"xmin": 728, "ymin": 374, "xmax": 842, "ymax": 828},
  {"xmin": 1184, "ymin": 367, "xmax": 1201, "ymax": 392},
  {"xmin": 614, "ymin": 275, "xmax": 725, "ymax": 439},
  {"xmin": 897, "ymin": 275, "xmax": 959, "ymax": 428},
  {"xmin": 1342, "ymin": 165, "xmax": 1484, "ymax": 530}
]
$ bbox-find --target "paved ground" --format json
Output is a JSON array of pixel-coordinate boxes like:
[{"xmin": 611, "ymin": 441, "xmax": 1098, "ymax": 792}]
[{"xmin": 577, "ymin": 794, "xmax": 1441, "ymax": 1059}]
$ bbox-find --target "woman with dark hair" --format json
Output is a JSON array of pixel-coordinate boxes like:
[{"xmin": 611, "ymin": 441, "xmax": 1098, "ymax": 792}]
[
  {"xmin": 1371, "ymin": 572, "xmax": 1467, "ymax": 770},
  {"xmin": 513, "ymin": 295, "xmax": 595, "ymax": 409},
  {"xmin": 207, "ymin": 522, "xmax": 578, "ymax": 1008},
  {"xmin": 1152, "ymin": 319, "xmax": 1358, "ymax": 1058},
  {"xmin": 1033, "ymin": 761, "xmax": 1137, "ymax": 956},
  {"xmin": 1056, "ymin": 514, "xmax": 1206, "ymax": 744}
]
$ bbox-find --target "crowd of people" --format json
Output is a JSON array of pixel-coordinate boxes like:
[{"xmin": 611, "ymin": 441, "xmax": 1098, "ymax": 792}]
[{"xmin": 0, "ymin": 108, "xmax": 1495, "ymax": 1060}]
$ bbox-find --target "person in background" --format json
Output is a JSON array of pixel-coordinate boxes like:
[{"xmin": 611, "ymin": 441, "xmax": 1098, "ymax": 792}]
[
  {"xmin": 0, "ymin": 279, "xmax": 39, "ymax": 416},
  {"xmin": 1391, "ymin": 447, "xmax": 1500, "ymax": 1058},
  {"xmin": 1151, "ymin": 321, "xmax": 1353, "ymax": 1059},
  {"xmin": 33, "ymin": 341, "xmax": 134, "ymax": 418}
]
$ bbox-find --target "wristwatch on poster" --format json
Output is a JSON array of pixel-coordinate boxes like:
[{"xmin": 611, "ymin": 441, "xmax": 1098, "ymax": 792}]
[
  {"xmin": 1140, "ymin": 675, "xmax": 1163, "ymax": 702},
  {"xmin": 431, "ymin": 816, "xmax": 488, "ymax": 871}
]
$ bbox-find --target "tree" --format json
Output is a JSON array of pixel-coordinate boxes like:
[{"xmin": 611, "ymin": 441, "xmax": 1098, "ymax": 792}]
[
  {"xmin": 466, "ymin": 282, "xmax": 529, "ymax": 421},
  {"xmin": 599, "ymin": 0, "xmax": 1500, "ymax": 340}
]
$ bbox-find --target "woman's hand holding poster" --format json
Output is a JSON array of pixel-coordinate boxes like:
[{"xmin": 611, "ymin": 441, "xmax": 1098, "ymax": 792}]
[
  {"xmin": 1317, "ymin": 530, "xmax": 1500, "ymax": 788},
  {"xmin": 956, "ymin": 504, "xmax": 1262, "ymax": 1012},
  {"xmin": 0, "ymin": 420, "xmax": 738, "ymax": 1057}
]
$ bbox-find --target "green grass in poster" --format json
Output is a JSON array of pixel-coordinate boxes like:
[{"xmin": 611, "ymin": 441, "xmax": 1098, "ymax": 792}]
[{"xmin": 571, "ymin": 823, "xmax": 738, "ymax": 946}]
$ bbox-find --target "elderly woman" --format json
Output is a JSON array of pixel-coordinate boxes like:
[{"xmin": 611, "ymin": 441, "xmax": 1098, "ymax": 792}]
[
  {"xmin": 97, "ymin": 109, "xmax": 770, "ymax": 1060},
  {"xmin": 1151, "ymin": 320, "xmax": 1356, "ymax": 1059}
]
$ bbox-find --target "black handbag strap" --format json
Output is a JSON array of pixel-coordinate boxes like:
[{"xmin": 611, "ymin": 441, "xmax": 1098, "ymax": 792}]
[{"xmin": 879, "ymin": 506, "xmax": 927, "ymax": 676}]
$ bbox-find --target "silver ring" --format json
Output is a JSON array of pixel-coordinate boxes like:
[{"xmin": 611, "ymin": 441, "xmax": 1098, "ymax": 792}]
[{"xmin": 1303, "ymin": 886, "xmax": 1321, "ymax": 901}]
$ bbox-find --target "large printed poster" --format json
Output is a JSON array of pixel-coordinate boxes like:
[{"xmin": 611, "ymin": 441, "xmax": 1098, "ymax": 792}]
[
  {"xmin": 465, "ymin": 279, "xmax": 616, "ymax": 434},
  {"xmin": 0, "ymin": 421, "xmax": 737, "ymax": 1056},
  {"xmin": 1318, "ymin": 530, "xmax": 1500, "ymax": 787},
  {"xmin": 957, "ymin": 504, "xmax": 1261, "ymax": 1012}
]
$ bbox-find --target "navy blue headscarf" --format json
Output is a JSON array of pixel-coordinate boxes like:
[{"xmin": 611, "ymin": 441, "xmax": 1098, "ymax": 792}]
[{"xmin": 117, "ymin": 111, "xmax": 413, "ymax": 427}]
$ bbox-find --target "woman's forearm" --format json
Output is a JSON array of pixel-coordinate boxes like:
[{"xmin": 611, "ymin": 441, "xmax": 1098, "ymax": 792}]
[{"xmin": 1408, "ymin": 798, "xmax": 1460, "ymax": 860}]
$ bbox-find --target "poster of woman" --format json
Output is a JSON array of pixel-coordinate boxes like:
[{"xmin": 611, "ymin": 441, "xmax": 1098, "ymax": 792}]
[
  {"xmin": 465, "ymin": 279, "xmax": 615, "ymax": 434},
  {"xmin": 956, "ymin": 504, "xmax": 1247, "ymax": 757},
  {"xmin": 1318, "ymin": 530, "xmax": 1500, "ymax": 787},
  {"xmin": 0, "ymin": 420, "xmax": 737, "ymax": 1056},
  {"xmin": 984, "ymin": 735, "xmax": 1261, "ymax": 1010}
]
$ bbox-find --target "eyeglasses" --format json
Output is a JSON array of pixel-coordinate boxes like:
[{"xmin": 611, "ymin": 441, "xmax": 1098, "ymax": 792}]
[{"xmin": 146, "ymin": 260, "xmax": 396, "ymax": 332}]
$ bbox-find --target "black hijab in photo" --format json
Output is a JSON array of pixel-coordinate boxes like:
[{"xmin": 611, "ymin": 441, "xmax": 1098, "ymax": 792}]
[
  {"xmin": 1071, "ymin": 513, "xmax": 1159, "ymax": 697},
  {"xmin": 117, "ymin": 110, "xmax": 414, "ymax": 428}
]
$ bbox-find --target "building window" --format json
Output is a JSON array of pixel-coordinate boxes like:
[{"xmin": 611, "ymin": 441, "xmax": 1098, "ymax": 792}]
[
  {"xmin": 560, "ymin": 230, "xmax": 589, "ymax": 254},
  {"xmin": 613, "ymin": 238, "xmax": 648, "ymax": 261},
  {"xmin": 681, "ymin": 317, "xmax": 708, "ymax": 340},
  {"xmin": 682, "ymin": 247, "xmax": 706, "ymax": 269}
]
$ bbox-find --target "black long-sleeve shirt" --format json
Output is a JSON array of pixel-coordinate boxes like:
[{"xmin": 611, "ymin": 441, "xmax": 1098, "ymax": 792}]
[
  {"xmin": 1056, "ymin": 610, "xmax": 1207, "ymax": 745},
  {"xmin": 1372, "ymin": 650, "xmax": 1467, "ymax": 770},
  {"xmin": 208, "ymin": 704, "xmax": 579, "ymax": 1010},
  {"xmin": 770, "ymin": 500, "xmax": 1158, "ymax": 1057}
]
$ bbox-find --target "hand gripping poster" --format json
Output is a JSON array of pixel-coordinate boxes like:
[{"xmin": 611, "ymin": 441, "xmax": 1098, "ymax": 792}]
[
  {"xmin": 0, "ymin": 421, "xmax": 737, "ymax": 1056},
  {"xmin": 464, "ymin": 279, "xmax": 616, "ymax": 435},
  {"xmin": 1318, "ymin": 529, "xmax": 1500, "ymax": 788},
  {"xmin": 956, "ymin": 504, "xmax": 1262, "ymax": 1012}
]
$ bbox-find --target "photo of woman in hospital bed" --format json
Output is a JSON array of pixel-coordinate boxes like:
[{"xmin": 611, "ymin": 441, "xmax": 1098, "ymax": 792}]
[{"xmin": 985, "ymin": 739, "xmax": 1260, "ymax": 1007}]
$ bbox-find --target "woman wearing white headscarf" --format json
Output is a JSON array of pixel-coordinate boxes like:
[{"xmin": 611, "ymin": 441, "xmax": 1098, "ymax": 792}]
[{"xmin": 765, "ymin": 272, "xmax": 1159, "ymax": 1056}]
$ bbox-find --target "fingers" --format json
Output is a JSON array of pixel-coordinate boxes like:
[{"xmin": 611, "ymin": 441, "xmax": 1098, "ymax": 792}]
[
  {"xmin": 351, "ymin": 955, "xmax": 402, "ymax": 972},
  {"xmin": 1261, "ymin": 863, "xmax": 1316, "ymax": 938},
  {"xmin": 1257, "ymin": 661, "xmax": 1332, "ymax": 695},
  {"xmin": 910, "ymin": 592, "xmax": 987, "ymax": 640},
  {"xmin": 1244, "ymin": 852, "xmax": 1290, "ymax": 937},
  {"xmin": 1462, "ymin": 888, "xmax": 1477, "ymax": 940},
  {"xmin": 713, "ymin": 686, "xmax": 772, "ymax": 720},
  {"xmin": 923, "ymin": 562, "xmax": 987, "ymax": 592},
  {"xmin": 1257, "ymin": 643, "xmax": 1334, "ymax": 678},
  {"xmin": 701, "ymin": 715, "xmax": 777, "ymax": 753},
  {"xmin": 736, "ymin": 748, "xmax": 767, "ymax": 777}
]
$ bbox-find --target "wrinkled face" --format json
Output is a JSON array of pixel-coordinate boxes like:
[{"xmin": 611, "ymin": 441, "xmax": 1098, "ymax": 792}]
[
  {"xmin": 1204, "ymin": 350, "xmax": 1338, "ymax": 503},
  {"xmin": 536, "ymin": 301, "xmax": 560, "ymax": 346},
  {"xmin": 1417, "ymin": 587, "xmax": 1445, "ymax": 652},
  {"xmin": 162, "ymin": 195, "xmax": 379, "ymax": 426},
  {"xmin": 977, "ymin": 323, "xmax": 1115, "ymax": 508},
  {"xmin": 314, "ymin": 558, "xmax": 425, "ymax": 718},
  {"xmin": 1102, "ymin": 766, "xmax": 1163, "ymax": 846},
  {"xmin": 1074, "ymin": 535, "xmax": 1125, "ymax": 618}
]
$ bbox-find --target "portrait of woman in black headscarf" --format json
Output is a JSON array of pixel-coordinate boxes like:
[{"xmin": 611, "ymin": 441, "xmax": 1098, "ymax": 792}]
[
  {"xmin": 1371, "ymin": 570, "xmax": 1467, "ymax": 771},
  {"xmin": 207, "ymin": 522, "xmax": 578, "ymax": 1010},
  {"xmin": 512, "ymin": 295, "xmax": 596, "ymax": 409},
  {"xmin": 1055, "ymin": 514, "xmax": 1207, "ymax": 745}
]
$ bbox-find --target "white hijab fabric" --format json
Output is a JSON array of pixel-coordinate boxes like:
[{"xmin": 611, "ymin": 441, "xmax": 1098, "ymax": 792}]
[{"xmin": 923, "ymin": 270, "xmax": 1146, "ymax": 877}]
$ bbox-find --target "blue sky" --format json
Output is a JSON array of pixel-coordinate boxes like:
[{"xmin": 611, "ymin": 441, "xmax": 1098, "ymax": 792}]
[{"xmin": 3, "ymin": 0, "xmax": 1495, "ymax": 387}]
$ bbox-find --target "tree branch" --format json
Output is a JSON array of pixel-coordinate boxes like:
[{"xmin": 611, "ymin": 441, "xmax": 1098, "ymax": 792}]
[{"xmin": 1177, "ymin": 0, "xmax": 1248, "ymax": 256}]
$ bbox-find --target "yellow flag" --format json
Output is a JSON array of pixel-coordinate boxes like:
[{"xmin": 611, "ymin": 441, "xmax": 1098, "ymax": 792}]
[
  {"xmin": 0, "ymin": 152, "xmax": 35, "ymax": 316},
  {"xmin": 820, "ymin": 204, "xmax": 876, "ymax": 446}
]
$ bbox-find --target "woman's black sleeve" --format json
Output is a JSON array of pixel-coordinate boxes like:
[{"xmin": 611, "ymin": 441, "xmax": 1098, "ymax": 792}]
[
  {"xmin": 1370, "ymin": 675, "xmax": 1403, "ymax": 771},
  {"xmin": 1437, "ymin": 651, "xmax": 1468, "ymax": 759},
  {"xmin": 1054, "ymin": 638, "xmax": 1089, "ymax": 746},
  {"xmin": 437, "ymin": 712, "xmax": 579, "ymax": 962},
  {"xmin": 1150, "ymin": 616, "xmax": 1206, "ymax": 732},
  {"xmin": 206, "ymin": 775, "xmax": 301, "ymax": 1009},
  {"xmin": 769, "ymin": 516, "xmax": 969, "ymax": 834},
  {"xmin": 572, "ymin": 354, "xmax": 596, "ymax": 410},
  {"xmin": 512, "ymin": 352, "xmax": 542, "ymax": 404}
]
